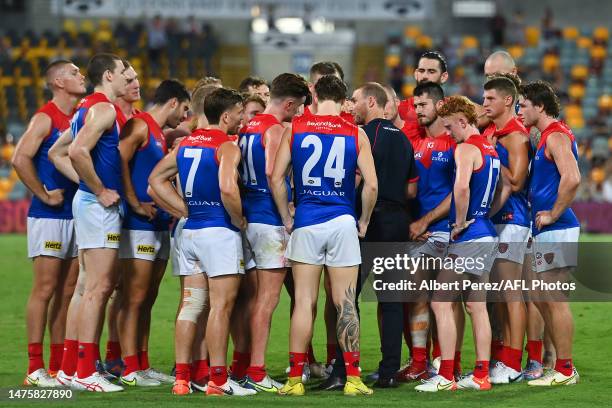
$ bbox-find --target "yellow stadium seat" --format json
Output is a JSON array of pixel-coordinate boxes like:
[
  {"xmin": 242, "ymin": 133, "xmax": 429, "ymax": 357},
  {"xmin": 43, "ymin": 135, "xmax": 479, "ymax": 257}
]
[
  {"xmin": 525, "ymin": 26, "xmax": 540, "ymax": 46},
  {"xmin": 98, "ymin": 19, "xmax": 111, "ymax": 30},
  {"xmin": 565, "ymin": 104, "xmax": 583, "ymax": 118},
  {"xmin": 591, "ymin": 46, "xmax": 607, "ymax": 59},
  {"xmin": 462, "ymin": 36, "xmax": 479, "ymax": 49},
  {"xmin": 385, "ymin": 54, "xmax": 401, "ymax": 68},
  {"xmin": 508, "ymin": 45, "xmax": 524, "ymax": 60},
  {"xmin": 577, "ymin": 36, "xmax": 592, "ymax": 49},
  {"xmin": 567, "ymin": 116, "xmax": 585, "ymax": 129},
  {"xmin": 542, "ymin": 54, "xmax": 560, "ymax": 73},
  {"xmin": 62, "ymin": 19, "xmax": 77, "ymax": 35},
  {"xmin": 80, "ymin": 19, "xmax": 95, "ymax": 34},
  {"xmin": 571, "ymin": 65, "xmax": 589, "ymax": 81},
  {"xmin": 599, "ymin": 95, "xmax": 612, "ymax": 109},
  {"xmin": 591, "ymin": 167, "xmax": 605, "ymax": 183},
  {"xmin": 95, "ymin": 30, "xmax": 113, "ymax": 43},
  {"xmin": 404, "ymin": 26, "xmax": 421, "ymax": 39},
  {"xmin": 403, "ymin": 66, "xmax": 415, "ymax": 76},
  {"xmin": 402, "ymin": 83, "xmax": 415, "ymax": 98},
  {"xmin": 416, "ymin": 35, "xmax": 433, "ymax": 49},
  {"xmin": 562, "ymin": 26, "xmax": 579, "ymax": 40},
  {"xmin": 593, "ymin": 26, "xmax": 609, "ymax": 42},
  {"xmin": 568, "ymin": 84, "xmax": 585, "ymax": 100},
  {"xmin": 1, "ymin": 144, "xmax": 14, "ymax": 162}
]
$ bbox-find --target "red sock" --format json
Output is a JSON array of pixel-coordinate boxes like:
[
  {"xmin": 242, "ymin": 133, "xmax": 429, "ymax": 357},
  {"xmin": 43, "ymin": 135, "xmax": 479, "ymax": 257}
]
[
  {"xmin": 491, "ymin": 340, "xmax": 504, "ymax": 361},
  {"xmin": 439, "ymin": 359, "xmax": 454, "ymax": 381},
  {"xmin": 175, "ymin": 362, "xmax": 190, "ymax": 382},
  {"xmin": 504, "ymin": 347, "xmax": 523, "ymax": 372},
  {"xmin": 453, "ymin": 351, "xmax": 462, "ymax": 375},
  {"xmin": 525, "ymin": 340, "xmax": 543, "ymax": 364},
  {"xmin": 210, "ymin": 366, "xmax": 228, "ymax": 386},
  {"xmin": 554, "ymin": 358, "xmax": 573, "ymax": 376},
  {"xmin": 343, "ymin": 351, "xmax": 361, "ymax": 377},
  {"xmin": 123, "ymin": 354, "xmax": 140, "ymax": 376},
  {"xmin": 432, "ymin": 340, "xmax": 441, "ymax": 360},
  {"xmin": 60, "ymin": 339, "xmax": 78, "ymax": 376},
  {"xmin": 307, "ymin": 343, "xmax": 316, "ymax": 364},
  {"xmin": 76, "ymin": 342, "xmax": 98, "ymax": 379},
  {"xmin": 288, "ymin": 352, "xmax": 307, "ymax": 378},
  {"xmin": 230, "ymin": 351, "xmax": 250, "ymax": 379},
  {"xmin": 138, "ymin": 350, "xmax": 150, "ymax": 370},
  {"xmin": 49, "ymin": 343, "xmax": 64, "ymax": 373},
  {"xmin": 412, "ymin": 347, "xmax": 427, "ymax": 371},
  {"xmin": 473, "ymin": 360, "xmax": 489, "ymax": 379},
  {"xmin": 105, "ymin": 341, "xmax": 121, "ymax": 362},
  {"xmin": 326, "ymin": 343, "xmax": 337, "ymax": 365},
  {"xmin": 246, "ymin": 365, "xmax": 267, "ymax": 382},
  {"xmin": 191, "ymin": 359, "xmax": 210, "ymax": 382},
  {"xmin": 28, "ymin": 343, "xmax": 44, "ymax": 374}
]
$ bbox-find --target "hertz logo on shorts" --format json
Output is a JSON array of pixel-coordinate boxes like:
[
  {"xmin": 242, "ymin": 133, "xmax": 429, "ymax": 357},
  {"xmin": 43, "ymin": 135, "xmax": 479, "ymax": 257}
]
[
  {"xmin": 137, "ymin": 245, "xmax": 155, "ymax": 255},
  {"xmin": 44, "ymin": 241, "xmax": 62, "ymax": 251},
  {"xmin": 106, "ymin": 233, "xmax": 121, "ymax": 243}
]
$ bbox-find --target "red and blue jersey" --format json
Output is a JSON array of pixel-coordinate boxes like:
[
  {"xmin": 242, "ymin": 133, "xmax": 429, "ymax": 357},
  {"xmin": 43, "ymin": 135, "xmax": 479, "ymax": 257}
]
[
  {"xmin": 291, "ymin": 114, "xmax": 359, "ymax": 229},
  {"xmin": 303, "ymin": 105, "xmax": 355, "ymax": 124},
  {"xmin": 483, "ymin": 117, "xmax": 531, "ymax": 227},
  {"xmin": 412, "ymin": 133, "xmax": 455, "ymax": 232},
  {"xmin": 123, "ymin": 112, "xmax": 171, "ymax": 231},
  {"xmin": 28, "ymin": 101, "xmax": 78, "ymax": 219},
  {"xmin": 177, "ymin": 128, "xmax": 237, "ymax": 231},
  {"xmin": 450, "ymin": 135, "xmax": 500, "ymax": 242},
  {"xmin": 71, "ymin": 92, "xmax": 122, "ymax": 194},
  {"xmin": 238, "ymin": 113, "xmax": 291, "ymax": 226},
  {"xmin": 529, "ymin": 121, "xmax": 580, "ymax": 235}
]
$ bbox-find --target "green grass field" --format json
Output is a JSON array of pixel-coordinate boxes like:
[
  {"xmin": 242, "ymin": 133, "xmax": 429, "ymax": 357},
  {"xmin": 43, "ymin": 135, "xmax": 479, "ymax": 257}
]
[{"xmin": 1, "ymin": 234, "xmax": 611, "ymax": 407}]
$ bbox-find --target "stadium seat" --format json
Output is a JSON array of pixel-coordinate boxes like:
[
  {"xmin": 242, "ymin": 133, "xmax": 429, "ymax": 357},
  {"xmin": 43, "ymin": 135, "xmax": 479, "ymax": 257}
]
[
  {"xmin": 542, "ymin": 54, "xmax": 560, "ymax": 73},
  {"xmin": 591, "ymin": 46, "xmax": 607, "ymax": 60},
  {"xmin": 404, "ymin": 26, "xmax": 421, "ymax": 39},
  {"xmin": 593, "ymin": 26, "xmax": 610, "ymax": 42},
  {"xmin": 577, "ymin": 36, "xmax": 593, "ymax": 49},
  {"xmin": 571, "ymin": 65, "xmax": 589, "ymax": 81},
  {"xmin": 569, "ymin": 84, "xmax": 586, "ymax": 100},
  {"xmin": 385, "ymin": 54, "xmax": 401, "ymax": 68},
  {"xmin": 563, "ymin": 26, "xmax": 580, "ymax": 40},
  {"xmin": 525, "ymin": 26, "xmax": 540, "ymax": 46}
]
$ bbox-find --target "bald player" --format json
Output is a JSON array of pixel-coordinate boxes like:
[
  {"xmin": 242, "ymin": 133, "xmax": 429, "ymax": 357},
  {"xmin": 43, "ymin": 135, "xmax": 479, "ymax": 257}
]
[{"xmin": 13, "ymin": 60, "xmax": 86, "ymax": 387}]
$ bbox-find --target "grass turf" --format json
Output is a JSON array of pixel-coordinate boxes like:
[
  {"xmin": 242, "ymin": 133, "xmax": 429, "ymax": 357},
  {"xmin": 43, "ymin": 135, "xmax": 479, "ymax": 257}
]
[{"xmin": 0, "ymin": 233, "xmax": 610, "ymax": 407}]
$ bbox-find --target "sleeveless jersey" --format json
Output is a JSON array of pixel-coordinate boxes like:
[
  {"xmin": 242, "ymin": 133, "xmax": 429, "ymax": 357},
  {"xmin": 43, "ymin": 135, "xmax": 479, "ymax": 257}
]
[
  {"xmin": 412, "ymin": 133, "xmax": 455, "ymax": 232},
  {"xmin": 28, "ymin": 101, "xmax": 78, "ymax": 219},
  {"xmin": 291, "ymin": 114, "xmax": 359, "ymax": 229},
  {"xmin": 71, "ymin": 92, "xmax": 122, "ymax": 194},
  {"xmin": 238, "ymin": 113, "xmax": 291, "ymax": 225},
  {"xmin": 177, "ymin": 128, "xmax": 237, "ymax": 231},
  {"xmin": 482, "ymin": 117, "xmax": 531, "ymax": 227},
  {"xmin": 529, "ymin": 121, "xmax": 580, "ymax": 235},
  {"xmin": 123, "ymin": 112, "xmax": 171, "ymax": 231},
  {"xmin": 450, "ymin": 135, "xmax": 500, "ymax": 242}
]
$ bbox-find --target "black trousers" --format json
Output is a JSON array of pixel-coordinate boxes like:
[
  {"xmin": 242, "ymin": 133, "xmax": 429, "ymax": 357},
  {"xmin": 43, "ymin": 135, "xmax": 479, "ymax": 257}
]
[{"xmin": 330, "ymin": 203, "xmax": 410, "ymax": 380}]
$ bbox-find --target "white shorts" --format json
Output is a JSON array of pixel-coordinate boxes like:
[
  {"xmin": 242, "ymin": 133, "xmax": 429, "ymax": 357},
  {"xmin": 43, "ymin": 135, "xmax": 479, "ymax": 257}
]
[
  {"xmin": 27, "ymin": 217, "xmax": 78, "ymax": 259},
  {"xmin": 533, "ymin": 227, "xmax": 580, "ymax": 273},
  {"xmin": 494, "ymin": 224, "xmax": 531, "ymax": 264},
  {"xmin": 286, "ymin": 214, "xmax": 361, "ymax": 267},
  {"xmin": 447, "ymin": 236, "xmax": 498, "ymax": 277},
  {"xmin": 177, "ymin": 227, "xmax": 245, "ymax": 277},
  {"xmin": 244, "ymin": 223, "xmax": 290, "ymax": 270},
  {"xmin": 410, "ymin": 231, "xmax": 450, "ymax": 259},
  {"xmin": 119, "ymin": 229, "xmax": 170, "ymax": 261},
  {"xmin": 72, "ymin": 190, "xmax": 123, "ymax": 250},
  {"xmin": 171, "ymin": 218, "xmax": 187, "ymax": 277}
]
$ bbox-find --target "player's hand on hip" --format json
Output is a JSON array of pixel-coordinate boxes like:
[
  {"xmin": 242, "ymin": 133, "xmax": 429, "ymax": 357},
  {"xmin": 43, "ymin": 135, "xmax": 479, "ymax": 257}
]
[
  {"xmin": 358, "ymin": 219, "xmax": 369, "ymax": 238},
  {"xmin": 96, "ymin": 188, "xmax": 121, "ymax": 208},
  {"xmin": 415, "ymin": 231, "xmax": 432, "ymax": 242},
  {"xmin": 43, "ymin": 186, "xmax": 64, "ymax": 207},
  {"xmin": 409, "ymin": 218, "xmax": 429, "ymax": 240},
  {"xmin": 535, "ymin": 210, "xmax": 556, "ymax": 230},
  {"xmin": 136, "ymin": 202, "xmax": 157, "ymax": 221}
]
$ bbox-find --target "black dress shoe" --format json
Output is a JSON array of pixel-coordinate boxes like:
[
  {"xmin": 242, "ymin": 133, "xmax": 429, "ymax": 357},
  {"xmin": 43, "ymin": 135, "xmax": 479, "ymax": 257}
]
[
  {"xmin": 317, "ymin": 375, "xmax": 346, "ymax": 390},
  {"xmin": 374, "ymin": 377, "xmax": 399, "ymax": 388}
]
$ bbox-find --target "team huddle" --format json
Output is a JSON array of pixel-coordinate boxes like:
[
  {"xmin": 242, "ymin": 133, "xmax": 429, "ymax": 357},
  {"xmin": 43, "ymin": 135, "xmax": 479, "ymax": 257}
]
[{"xmin": 13, "ymin": 49, "xmax": 581, "ymax": 397}]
